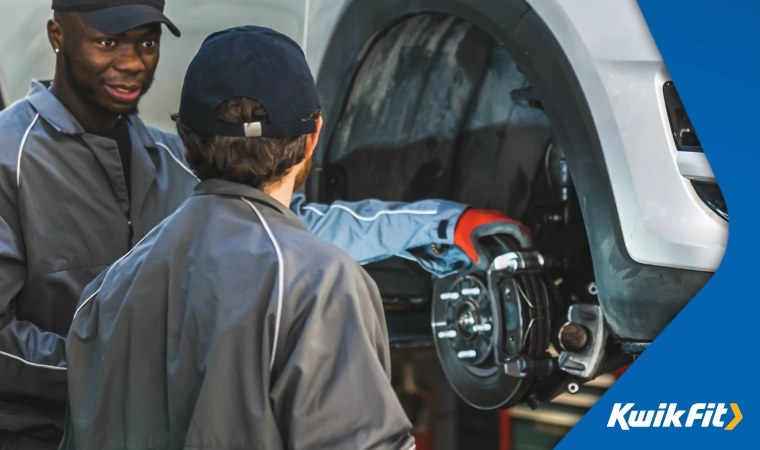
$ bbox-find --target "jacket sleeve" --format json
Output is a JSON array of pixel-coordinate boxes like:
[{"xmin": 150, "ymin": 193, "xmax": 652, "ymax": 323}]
[
  {"xmin": 0, "ymin": 197, "xmax": 68, "ymax": 402},
  {"xmin": 269, "ymin": 261, "xmax": 416, "ymax": 450},
  {"xmin": 290, "ymin": 193, "xmax": 470, "ymax": 277}
]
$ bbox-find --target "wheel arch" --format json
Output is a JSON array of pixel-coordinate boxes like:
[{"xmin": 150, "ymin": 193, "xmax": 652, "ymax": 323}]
[{"xmin": 310, "ymin": 0, "xmax": 711, "ymax": 340}]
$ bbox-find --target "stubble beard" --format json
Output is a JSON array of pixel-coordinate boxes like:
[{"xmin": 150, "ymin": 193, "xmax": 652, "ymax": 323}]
[{"xmin": 293, "ymin": 155, "xmax": 313, "ymax": 192}]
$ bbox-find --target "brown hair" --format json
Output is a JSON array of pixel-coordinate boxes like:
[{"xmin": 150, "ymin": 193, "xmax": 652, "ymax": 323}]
[{"xmin": 176, "ymin": 97, "xmax": 321, "ymax": 189}]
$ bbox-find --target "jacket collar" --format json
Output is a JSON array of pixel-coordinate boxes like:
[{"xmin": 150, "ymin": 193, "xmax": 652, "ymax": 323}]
[
  {"xmin": 25, "ymin": 80, "xmax": 160, "ymax": 148},
  {"xmin": 26, "ymin": 80, "xmax": 85, "ymax": 135},
  {"xmin": 193, "ymin": 179, "xmax": 306, "ymax": 231},
  {"xmin": 26, "ymin": 80, "xmax": 165, "ymax": 222}
]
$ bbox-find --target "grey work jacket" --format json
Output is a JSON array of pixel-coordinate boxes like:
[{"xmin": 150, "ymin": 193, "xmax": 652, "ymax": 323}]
[
  {"xmin": 0, "ymin": 82, "xmax": 198, "ymax": 439},
  {"xmin": 0, "ymin": 81, "xmax": 466, "ymax": 440},
  {"xmin": 63, "ymin": 179, "xmax": 416, "ymax": 450}
]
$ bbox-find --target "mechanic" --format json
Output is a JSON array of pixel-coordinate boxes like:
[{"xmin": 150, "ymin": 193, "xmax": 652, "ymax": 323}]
[
  {"xmin": 0, "ymin": 0, "xmax": 530, "ymax": 448},
  {"xmin": 61, "ymin": 26, "xmax": 417, "ymax": 449}
]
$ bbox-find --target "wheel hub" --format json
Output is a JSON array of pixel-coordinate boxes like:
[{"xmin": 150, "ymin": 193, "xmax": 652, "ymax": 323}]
[
  {"xmin": 457, "ymin": 308, "xmax": 476, "ymax": 331},
  {"xmin": 431, "ymin": 238, "xmax": 557, "ymax": 410},
  {"xmin": 437, "ymin": 276, "xmax": 495, "ymax": 368}
]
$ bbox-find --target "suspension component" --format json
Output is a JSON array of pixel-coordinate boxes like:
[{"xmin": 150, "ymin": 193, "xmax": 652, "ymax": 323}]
[{"xmin": 557, "ymin": 304, "xmax": 608, "ymax": 379}]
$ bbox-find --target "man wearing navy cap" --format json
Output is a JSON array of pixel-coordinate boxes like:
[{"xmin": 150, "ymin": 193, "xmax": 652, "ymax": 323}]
[
  {"xmin": 63, "ymin": 26, "xmax": 416, "ymax": 450},
  {"xmin": 0, "ymin": 1, "xmax": 533, "ymax": 447}
]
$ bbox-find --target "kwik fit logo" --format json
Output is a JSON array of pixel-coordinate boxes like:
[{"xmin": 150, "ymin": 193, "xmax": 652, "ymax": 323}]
[{"xmin": 608, "ymin": 403, "xmax": 743, "ymax": 430}]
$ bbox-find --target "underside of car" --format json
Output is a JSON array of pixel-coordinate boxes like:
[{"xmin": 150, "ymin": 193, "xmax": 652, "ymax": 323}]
[{"xmin": 309, "ymin": 3, "xmax": 717, "ymax": 411}]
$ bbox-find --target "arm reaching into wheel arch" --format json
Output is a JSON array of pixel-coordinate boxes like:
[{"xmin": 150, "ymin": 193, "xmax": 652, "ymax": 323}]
[
  {"xmin": 292, "ymin": 195, "xmax": 535, "ymax": 277},
  {"xmin": 291, "ymin": 193, "xmax": 469, "ymax": 276},
  {"xmin": 454, "ymin": 208, "xmax": 534, "ymax": 264}
]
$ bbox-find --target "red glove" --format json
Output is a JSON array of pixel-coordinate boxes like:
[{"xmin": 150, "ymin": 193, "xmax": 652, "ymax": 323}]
[{"xmin": 454, "ymin": 208, "xmax": 532, "ymax": 264}]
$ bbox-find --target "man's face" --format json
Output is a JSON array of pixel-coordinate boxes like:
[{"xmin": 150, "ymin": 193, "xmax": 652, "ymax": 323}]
[{"xmin": 59, "ymin": 15, "xmax": 161, "ymax": 116}]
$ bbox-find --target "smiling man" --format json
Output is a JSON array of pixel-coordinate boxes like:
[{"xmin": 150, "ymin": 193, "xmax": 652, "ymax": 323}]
[{"xmin": 0, "ymin": 0, "xmax": 533, "ymax": 448}]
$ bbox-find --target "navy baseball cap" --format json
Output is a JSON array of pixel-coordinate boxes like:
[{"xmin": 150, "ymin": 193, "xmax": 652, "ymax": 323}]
[
  {"xmin": 177, "ymin": 26, "xmax": 321, "ymax": 139},
  {"xmin": 52, "ymin": 0, "xmax": 181, "ymax": 37}
]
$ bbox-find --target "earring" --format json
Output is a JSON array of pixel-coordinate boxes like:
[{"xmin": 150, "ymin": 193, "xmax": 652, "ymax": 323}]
[{"xmin": 55, "ymin": 48, "xmax": 59, "ymax": 54}]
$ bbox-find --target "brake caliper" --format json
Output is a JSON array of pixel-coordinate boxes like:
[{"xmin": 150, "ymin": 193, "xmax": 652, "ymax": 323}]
[{"xmin": 487, "ymin": 251, "xmax": 555, "ymax": 378}]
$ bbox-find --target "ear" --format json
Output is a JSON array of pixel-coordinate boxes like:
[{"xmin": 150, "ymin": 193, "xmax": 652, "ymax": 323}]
[
  {"xmin": 303, "ymin": 115, "xmax": 323, "ymax": 160},
  {"xmin": 47, "ymin": 17, "xmax": 63, "ymax": 55}
]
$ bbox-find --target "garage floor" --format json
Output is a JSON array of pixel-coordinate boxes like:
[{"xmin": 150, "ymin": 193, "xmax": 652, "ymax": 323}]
[{"xmin": 391, "ymin": 348, "xmax": 618, "ymax": 450}]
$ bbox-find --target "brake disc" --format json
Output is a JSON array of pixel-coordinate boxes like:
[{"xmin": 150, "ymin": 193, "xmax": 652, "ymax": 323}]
[{"xmin": 431, "ymin": 235, "xmax": 554, "ymax": 410}]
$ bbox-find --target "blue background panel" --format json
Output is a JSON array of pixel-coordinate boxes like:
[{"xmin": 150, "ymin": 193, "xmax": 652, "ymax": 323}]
[{"xmin": 559, "ymin": 0, "xmax": 758, "ymax": 448}]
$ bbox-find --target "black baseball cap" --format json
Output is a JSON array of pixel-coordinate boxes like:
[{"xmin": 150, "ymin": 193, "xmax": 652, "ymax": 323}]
[
  {"xmin": 52, "ymin": 0, "xmax": 181, "ymax": 37},
  {"xmin": 176, "ymin": 26, "xmax": 321, "ymax": 139}
]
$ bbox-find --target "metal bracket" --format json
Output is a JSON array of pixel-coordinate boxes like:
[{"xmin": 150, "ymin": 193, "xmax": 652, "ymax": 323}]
[{"xmin": 558, "ymin": 304, "xmax": 608, "ymax": 379}]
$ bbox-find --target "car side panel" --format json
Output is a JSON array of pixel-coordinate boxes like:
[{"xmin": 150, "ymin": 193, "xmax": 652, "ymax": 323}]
[
  {"xmin": 307, "ymin": 0, "xmax": 727, "ymax": 272},
  {"xmin": 309, "ymin": 0, "xmax": 714, "ymax": 340},
  {"xmin": 526, "ymin": 0, "xmax": 727, "ymax": 272}
]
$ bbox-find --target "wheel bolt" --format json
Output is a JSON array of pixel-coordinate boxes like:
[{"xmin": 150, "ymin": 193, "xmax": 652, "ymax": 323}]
[
  {"xmin": 472, "ymin": 323, "xmax": 492, "ymax": 333},
  {"xmin": 457, "ymin": 350, "xmax": 477, "ymax": 359},
  {"xmin": 461, "ymin": 287, "xmax": 481, "ymax": 296},
  {"xmin": 437, "ymin": 330, "xmax": 457, "ymax": 339}
]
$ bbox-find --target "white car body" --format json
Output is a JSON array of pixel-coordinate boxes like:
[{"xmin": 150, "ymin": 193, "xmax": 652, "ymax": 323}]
[
  {"xmin": 526, "ymin": 0, "xmax": 726, "ymax": 272},
  {"xmin": 0, "ymin": 0, "xmax": 727, "ymax": 344},
  {"xmin": 0, "ymin": 0, "xmax": 726, "ymax": 274}
]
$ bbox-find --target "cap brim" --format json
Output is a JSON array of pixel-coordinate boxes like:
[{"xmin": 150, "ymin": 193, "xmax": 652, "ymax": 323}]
[{"xmin": 80, "ymin": 5, "xmax": 181, "ymax": 38}]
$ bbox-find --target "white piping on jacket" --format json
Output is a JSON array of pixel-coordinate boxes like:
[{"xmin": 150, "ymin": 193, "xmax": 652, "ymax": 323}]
[
  {"xmin": 302, "ymin": 204, "xmax": 437, "ymax": 221},
  {"xmin": 1, "ymin": 114, "xmax": 66, "ymax": 370},
  {"xmin": 1, "ymin": 224, "xmax": 160, "ymax": 371},
  {"xmin": 242, "ymin": 198, "xmax": 284, "ymax": 371},
  {"xmin": 3, "ymin": 131, "xmax": 189, "ymax": 371},
  {"xmin": 73, "ymin": 224, "xmax": 162, "ymax": 321},
  {"xmin": 16, "ymin": 114, "xmax": 40, "ymax": 187},
  {"xmin": 0, "ymin": 350, "xmax": 67, "ymax": 371},
  {"xmin": 156, "ymin": 142, "xmax": 199, "ymax": 180}
]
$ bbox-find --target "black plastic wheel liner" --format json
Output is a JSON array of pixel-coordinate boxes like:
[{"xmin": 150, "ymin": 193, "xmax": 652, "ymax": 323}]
[
  {"xmin": 311, "ymin": 0, "xmax": 713, "ymax": 340},
  {"xmin": 320, "ymin": 14, "xmax": 553, "ymax": 219}
]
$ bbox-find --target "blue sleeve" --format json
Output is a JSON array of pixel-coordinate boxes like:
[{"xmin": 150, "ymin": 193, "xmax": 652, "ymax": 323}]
[{"xmin": 290, "ymin": 194, "xmax": 471, "ymax": 277}]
